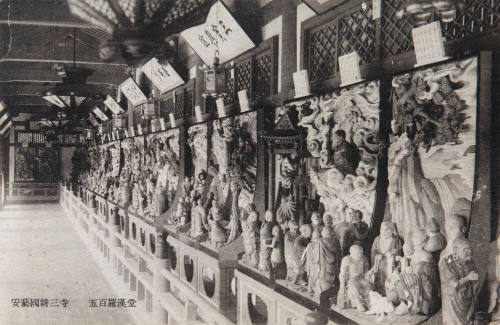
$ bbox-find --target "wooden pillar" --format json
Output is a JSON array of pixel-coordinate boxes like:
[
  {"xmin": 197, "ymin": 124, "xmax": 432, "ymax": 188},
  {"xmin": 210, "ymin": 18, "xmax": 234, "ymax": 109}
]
[{"xmin": 153, "ymin": 232, "xmax": 170, "ymax": 324}]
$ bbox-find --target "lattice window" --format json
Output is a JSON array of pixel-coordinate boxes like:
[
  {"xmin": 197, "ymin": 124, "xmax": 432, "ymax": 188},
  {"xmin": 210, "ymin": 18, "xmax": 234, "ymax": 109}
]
[
  {"xmin": 174, "ymin": 91, "xmax": 184, "ymax": 119},
  {"xmin": 205, "ymin": 96, "xmax": 217, "ymax": 114},
  {"xmin": 235, "ymin": 60, "xmax": 252, "ymax": 92},
  {"xmin": 338, "ymin": 7, "xmax": 376, "ymax": 64},
  {"xmin": 160, "ymin": 97, "xmax": 175, "ymax": 117},
  {"xmin": 381, "ymin": 0, "xmax": 416, "ymax": 57},
  {"xmin": 253, "ymin": 53, "xmax": 272, "ymax": 99},
  {"xmin": 17, "ymin": 132, "xmax": 32, "ymax": 144},
  {"xmin": 309, "ymin": 22, "xmax": 337, "ymax": 82},
  {"xmin": 442, "ymin": 0, "xmax": 500, "ymax": 41}
]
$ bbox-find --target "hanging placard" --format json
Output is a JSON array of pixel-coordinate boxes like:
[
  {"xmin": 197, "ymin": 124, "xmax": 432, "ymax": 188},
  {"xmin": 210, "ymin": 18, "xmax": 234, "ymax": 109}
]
[
  {"xmin": 142, "ymin": 57, "xmax": 184, "ymax": 94},
  {"xmin": 137, "ymin": 124, "xmax": 143, "ymax": 135},
  {"xmin": 180, "ymin": 1, "xmax": 255, "ymax": 65},
  {"xmin": 238, "ymin": 90, "xmax": 250, "ymax": 112},
  {"xmin": 159, "ymin": 118, "xmax": 166, "ymax": 131},
  {"xmin": 338, "ymin": 52, "xmax": 362, "ymax": 87},
  {"xmin": 293, "ymin": 70, "xmax": 311, "ymax": 98},
  {"xmin": 412, "ymin": 21, "xmax": 447, "ymax": 67},
  {"xmin": 88, "ymin": 114, "xmax": 99, "ymax": 126},
  {"xmin": 169, "ymin": 113, "xmax": 176, "ymax": 127},
  {"xmin": 0, "ymin": 121, "xmax": 12, "ymax": 136},
  {"xmin": 104, "ymin": 95, "xmax": 125, "ymax": 115},
  {"xmin": 93, "ymin": 107, "xmax": 109, "ymax": 122},
  {"xmin": 120, "ymin": 78, "xmax": 147, "ymax": 107},
  {"xmin": 372, "ymin": 0, "xmax": 381, "ymax": 20},
  {"xmin": 194, "ymin": 105, "xmax": 203, "ymax": 123},
  {"xmin": 43, "ymin": 95, "xmax": 66, "ymax": 108},
  {"xmin": 124, "ymin": 129, "xmax": 129, "ymax": 138},
  {"xmin": 216, "ymin": 98, "xmax": 226, "ymax": 117}
]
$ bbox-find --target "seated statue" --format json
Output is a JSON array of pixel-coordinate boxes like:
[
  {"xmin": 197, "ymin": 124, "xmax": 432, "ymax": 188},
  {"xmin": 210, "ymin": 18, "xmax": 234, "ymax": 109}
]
[
  {"xmin": 370, "ymin": 222, "xmax": 402, "ymax": 296},
  {"xmin": 190, "ymin": 199, "xmax": 206, "ymax": 237},
  {"xmin": 440, "ymin": 236, "xmax": 479, "ymax": 325},
  {"xmin": 337, "ymin": 245, "xmax": 372, "ymax": 312}
]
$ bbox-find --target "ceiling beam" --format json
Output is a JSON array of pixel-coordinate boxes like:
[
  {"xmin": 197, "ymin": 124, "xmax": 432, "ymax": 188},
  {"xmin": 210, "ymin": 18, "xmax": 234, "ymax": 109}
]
[
  {"xmin": 0, "ymin": 19, "xmax": 104, "ymax": 29},
  {"xmin": 0, "ymin": 58, "xmax": 127, "ymax": 66}
]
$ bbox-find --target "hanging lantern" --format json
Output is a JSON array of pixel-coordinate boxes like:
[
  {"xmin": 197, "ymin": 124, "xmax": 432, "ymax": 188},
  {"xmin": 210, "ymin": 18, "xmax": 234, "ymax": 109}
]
[
  {"xmin": 202, "ymin": 57, "xmax": 228, "ymax": 99},
  {"xmin": 397, "ymin": 0, "xmax": 463, "ymax": 26}
]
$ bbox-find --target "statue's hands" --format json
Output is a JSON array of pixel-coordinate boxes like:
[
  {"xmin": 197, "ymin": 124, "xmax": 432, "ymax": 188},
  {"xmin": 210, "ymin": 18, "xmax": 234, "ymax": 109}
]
[{"xmin": 465, "ymin": 271, "xmax": 479, "ymax": 282}]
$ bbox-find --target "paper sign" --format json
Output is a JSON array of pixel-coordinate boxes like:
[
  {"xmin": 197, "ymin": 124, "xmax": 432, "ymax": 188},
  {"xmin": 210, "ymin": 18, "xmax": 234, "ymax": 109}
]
[
  {"xmin": 338, "ymin": 52, "xmax": 362, "ymax": 86},
  {"xmin": 43, "ymin": 95, "xmax": 66, "ymax": 108},
  {"xmin": 0, "ymin": 113, "xmax": 8, "ymax": 126},
  {"xmin": 372, "ymin": 0, "xmax": 381, "ymax": 20},
  {"xmin": 216, "ymin": 98, "xmax": 226, "ymax": 117},
  {"xmin": 124, "ymin": 129, "xmax": 129, "ymax": 137},
  {"xmin": 160, "ymin": 118, "xmax": 166, "ymax": 130},
  {"xmin": 142, "ymin": 57, "xmax": 184, "ymax": 94},
  {"xmin": 93, "ymin": 107, "xmax": 109, "ymax": 122},
  {"xmin": 120, "ymin": 78, "xmax": 147, "ymax": 107},
  {"xmin": 195, "ymin": 105, "xmax": 203, "ymax": 123},
  {"xmin": 151, "ymin": 121, "xmax": 157, "ymax": 132},
  {"xmin": 104, "ymin": 95, "xmax": 125, "ymax": 115},
  {"xmin": 88, "ymin": 114, "xmax": 99, "ymax": 126},
  {"xmin": 137, "ymin": 124, "xmax": 143, "ymax": 135},
  {"xmin": 180, "ymin": 1, "xmax": 255, "ymax": 65},
  {"xmin": 293, "ymin": 70, "xmax": 311, "ymax": 98},
  {"xmin": 129, "ymin": 127, "xmax": 135, "ymax": 137},
  {"xmin": 169, "ymin": 113, "xmax": 176, "ymax": 127},
  {"xmin": 238, "ymin": 90, "xmax": 250, "ymax": 112},
  {"xmin": 0, "ymin": 100, "xmax": 6, "ymax": 113},
  {"xmin": 412, "ymin": 21, "xmax": 446, "ymax": 67}
]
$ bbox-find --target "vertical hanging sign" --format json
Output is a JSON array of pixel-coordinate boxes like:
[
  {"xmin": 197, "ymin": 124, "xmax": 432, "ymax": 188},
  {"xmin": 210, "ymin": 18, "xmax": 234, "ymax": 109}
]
[
  {"xmin": 372, "ymin": 0, "xmax": 381, "ymax": 20},
  {"xmin": 180, "ymin": 1, "xmax": 255, "ymax": 65},
  {"xmin": 119, "ymin": 78, "xmax": 147, "ymax": 107},
  {"xmin": 142, "ymin": 58, "xmax": 184, "ymax": 94},
  {"xmin": 88, "ymin": 114, "xmax": 99, "ymax": 126},
  {"xmin": 93, "ymin": 107, "xmax": 109, "ymax": 122},
  {"xmin": 293, "ymin": 70, "xmax": 311, "ymax": 98},
  {"xmin": 338, "ymin": 52, "xmax": 362, "ymax": 87},
  {"xmin": 412, "ymin": 21, "xmax": 447, "ymax": 67}
]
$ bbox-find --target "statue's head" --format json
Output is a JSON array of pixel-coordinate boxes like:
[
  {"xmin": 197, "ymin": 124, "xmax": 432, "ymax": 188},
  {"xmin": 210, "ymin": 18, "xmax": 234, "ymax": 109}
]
[
  {"xmin": 412, "ymin": 229, "xmax": 427, "ymax": 248},
  {"xmin": 272, "ymin": 225, "xmax": 281, "ymax": 237},
  {"xmin": 332, "ymin": 129, "xmax": 346, "ymax": 147},
  {"xmin": 350, "ymin": 245, "xmax": 363, "ymax": 259},
  {"xmin": 288, "ymin": 220, "xmax": 298, "ymax": 233},
  {"xmin": 265, "ymin": 210, "xmax": 274, "ymax": 222},
  {"xmin": 322, "ymin": 214, "xmax": 332, "ymax": 226},
  {"xmin": 311, "ymin": 211, "xmax": 321, "ymax": 225},
  {"xmin": 321, "ymin": 226, "xmax": 332, "ymax": 239},
  {"xmin": 300, "ymin": 224, "xmax": 313, "ymax": 238},
  {"xmin": 445, "ymin": 214, "xmax": 467, "ymax": 240},
  {"xmin": 351, "ymin": 210, "xmax": 363, "ymax": 223},
  {"xmin": 380, "ymin": 221, "xmax": 395, "ymax": 238},
  {"xmin": 452, "ymin": 237, "xmax": 473, "ymax": 261}
]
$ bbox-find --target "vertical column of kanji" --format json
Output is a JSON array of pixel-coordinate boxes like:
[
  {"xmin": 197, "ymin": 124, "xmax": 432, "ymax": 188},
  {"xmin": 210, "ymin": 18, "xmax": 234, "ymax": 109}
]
[{"xmin": 152, "ymin": 231, "xmax": 170, "ymax": 324}]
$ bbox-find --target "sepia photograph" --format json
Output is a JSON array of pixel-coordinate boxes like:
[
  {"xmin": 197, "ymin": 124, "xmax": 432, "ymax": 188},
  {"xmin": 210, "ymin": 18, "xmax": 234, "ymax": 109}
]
[{"xmin": 0, "ymin": 0, "xmax": 498, "ymax": 324}]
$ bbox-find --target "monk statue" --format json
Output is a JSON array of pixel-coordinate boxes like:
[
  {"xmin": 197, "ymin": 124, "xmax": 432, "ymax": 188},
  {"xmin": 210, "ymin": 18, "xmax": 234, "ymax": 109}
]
[
  {"xmin": 439, "ymin": 236, "xmax": 479, "ymax": 325},
  {"xmin": 209, "ymin": 205, "xmax": 227, "ymax": 248},
  {"xmin": 242, "ymin": 204, "xmax": 259, "ymax": 267},
  {"xmin": 318, "ymin": 226, "xmax": 341, "ymax": 292},
  {"xmin": 291, "ymin": 224, "xmax": 312, "ymax": 285},
  {"xmin": 311, "ymin": 211, "xmax": 323, "ymax": 239},
  {"xmin": 303, "ymin": 229, "xmax": 322, "ymax": 294},
  {"xmin": 268, "ymin": 225, "xmax": 286, "ymax": 279},
  {"xmin": 285, "ymin": 220, "xmax": 300, "ymax": 281},
  {"xmin": 190, "ymin": 199, "xmax": 206, "ymax": 238},
  {"xmin": 259, "ymin": 210, "xmax": 277, "ymax": 272},
  {"xmin": 153, "ymin": 185, "xmax": 167, "ymax": 218},
  {"xmin": 337, "ymin": 245, "xmax": 372, "ymax": 312},
  {"xmin": 370, "ymin": 221, "xmax": 402, "ymax": 296}
]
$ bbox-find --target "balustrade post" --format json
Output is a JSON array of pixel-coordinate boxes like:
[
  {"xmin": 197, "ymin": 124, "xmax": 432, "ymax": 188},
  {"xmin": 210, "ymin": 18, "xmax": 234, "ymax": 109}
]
[{"xmin": 152, "ymin": 232, "xmax": 170, "ymax": 325}]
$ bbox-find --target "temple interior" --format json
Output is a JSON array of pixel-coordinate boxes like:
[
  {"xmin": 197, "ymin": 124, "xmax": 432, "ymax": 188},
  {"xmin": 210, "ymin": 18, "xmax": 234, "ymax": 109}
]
[{"xmin": 0, "ymin": 1, "xmax": 499, "ymax": 325}]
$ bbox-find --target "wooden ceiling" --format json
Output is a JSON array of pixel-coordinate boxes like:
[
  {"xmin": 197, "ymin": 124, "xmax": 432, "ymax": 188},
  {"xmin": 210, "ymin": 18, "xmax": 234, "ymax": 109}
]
[{"xmin": 0, "ymin": 0, "xmax": 217, "ymax": 133}]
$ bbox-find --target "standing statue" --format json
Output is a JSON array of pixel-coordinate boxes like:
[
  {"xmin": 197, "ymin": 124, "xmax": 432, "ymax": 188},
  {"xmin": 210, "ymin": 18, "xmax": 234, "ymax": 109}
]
[
  {"xmin": 242, "ymin": 204, "xmax": 259, "ymax": 267},
  {"xmin": 311, "ymin": 211, "xmax": 323, "ymax": 239},
  {"xmin": 334, "ymin": 207, "xmax": 353, "ymax": 257},
  {"xmin": 370, "ymin": 221, "xmax": 403, "ymax": 296},
  {"xmin": 337, "ymin": 245, "xmax": 372, "ymax": 312},
  {"xmin": 268, "ymin": 225, "xmax": 286, "ymax": 279},
  {"xmin": 285, "ymin": 220, "xmax": 300, "ymax": 281},
  {"xmin": 291, "ymin": 224, "xmax": 312, "ymax": 285},
  {"xmin": 304, "ymin": 229, "xmax": 322, "ymax": 294},
  {"xmin": 318, "ymin": 226, "xmax": 341, "ymax": 292},
  {"xmin": 259, "ymin": 210, "xmax": 277, "ymax": 272},
  {"xmin": 209, "ymin": 205, "xmax": 227, "ymax": 248},
  {"xmin": 349, "ymin": 210, "xmax": 369, "ymax": 249},
  {"xmin": 440, "ymin": 236, "xmax": 479, "ymax": 325},
  {"xmin": 153, "ymin": 185, "xmax": 167, "ymax": 218}
]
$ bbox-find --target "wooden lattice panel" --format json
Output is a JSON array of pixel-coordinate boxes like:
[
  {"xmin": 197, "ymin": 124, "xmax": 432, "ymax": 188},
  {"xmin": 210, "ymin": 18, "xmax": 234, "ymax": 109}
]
[
  {"xmin": 338, "ymin": 7, "xmax": 376, "ymax": 64},
  {"xmin": 224, "ymin": 68, "xmax": 235, "ymax": 105},
  {"xmin": 184, "ymin": 87, "xmax": 194, "ymax": 118},
  {"xmin": 175, "ymin": 91, "xmax": 185, "ymax": 120},
  {"xmin": 160, "ymin": 97, "xmax": 175, "ymax": 118},
  {"xmin": 309, "ymin": 21, "xmax": 337, "ymax": 82},
  {"xmin": 235, "ymin": 60, "xmax": 252, "ymax": 92},
  {"xmin": 381, "ymin": 0, "xmax": 416, "ymax": 57},
  {"xmin": 442, "ymin": 0, "xmax": 500, "ymax": 41},
  {"xmin": 253, "ymin": 53, "xmax": 272, "ymax": 99}
]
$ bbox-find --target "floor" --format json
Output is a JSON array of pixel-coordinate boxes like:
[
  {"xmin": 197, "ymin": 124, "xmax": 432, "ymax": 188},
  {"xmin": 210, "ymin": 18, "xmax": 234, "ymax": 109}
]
[{"xmin": 0, "ymin": 203, "xmax": 136, "ymax": 325}]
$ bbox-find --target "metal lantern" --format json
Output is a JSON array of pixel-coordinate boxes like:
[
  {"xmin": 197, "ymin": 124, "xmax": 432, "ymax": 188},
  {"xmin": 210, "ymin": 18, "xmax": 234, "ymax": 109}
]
[{"xmin": 202, "ymin": 58, "xmax": 228, "ymax": 99}]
